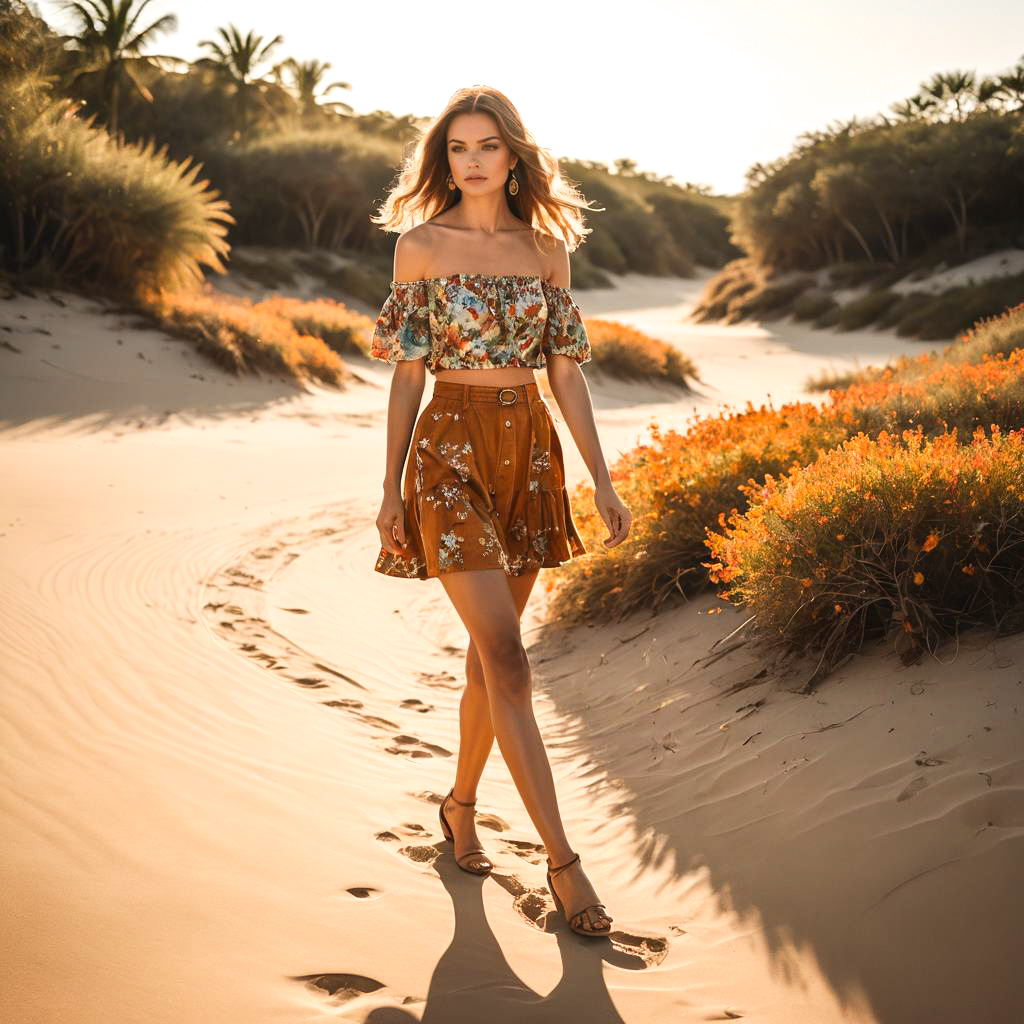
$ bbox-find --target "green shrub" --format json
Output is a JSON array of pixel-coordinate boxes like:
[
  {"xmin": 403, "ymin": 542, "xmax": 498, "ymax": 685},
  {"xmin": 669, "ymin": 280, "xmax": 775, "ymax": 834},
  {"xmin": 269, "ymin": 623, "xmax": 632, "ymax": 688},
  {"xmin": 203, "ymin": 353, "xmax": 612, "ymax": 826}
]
[
  {"xmin": 793, "ymin": 288, "xmax": 838, "ymax": 321},
  {"xmin": 836, "ymin": 289, "xmax": 899, "ymax": 330},
  {"xmin": 895, "ymin": 273, "xmax": 1024, "ymax": 340},
  {"xmin": 0, "ymin": 8, "xmax": 231, "ymax": 297}
]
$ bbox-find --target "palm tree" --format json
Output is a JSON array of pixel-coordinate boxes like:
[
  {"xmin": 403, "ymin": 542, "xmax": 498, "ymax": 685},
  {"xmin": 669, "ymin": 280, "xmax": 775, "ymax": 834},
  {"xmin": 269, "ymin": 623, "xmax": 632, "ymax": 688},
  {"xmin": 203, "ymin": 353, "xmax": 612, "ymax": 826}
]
[
  {"xmin": 921, "ymin": 70, "xmax": 978, "ymax": 122},
  {"xmin": 273, "ymin": 58, "xmax": 351, "ymax": 119},
  {"xmin": 195, "ymin": 24, "xmax": 283, "ymax": 141},
  {"xmin": 991, "ymin": 59, "xmax": 1024, "ymax": 113},
  {"xmin": 889, "ymin": 94, "xmax": 937, "ymax": 122},
  {"xmin": 60, "ymin": 0, "xmax": 179, "ymax": 138}
]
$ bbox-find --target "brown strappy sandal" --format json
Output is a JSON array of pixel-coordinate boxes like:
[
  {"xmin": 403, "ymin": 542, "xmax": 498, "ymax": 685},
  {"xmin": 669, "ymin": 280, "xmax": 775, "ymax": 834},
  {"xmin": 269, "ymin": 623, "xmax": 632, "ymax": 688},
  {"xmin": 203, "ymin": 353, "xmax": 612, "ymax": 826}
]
[
  {"xmin": 438, "ymin": 786, "xmax": 493, "ymax": 875},
  {"xmin": 546, "ymin": 851, "xmax": 613, "ymax": 937}
]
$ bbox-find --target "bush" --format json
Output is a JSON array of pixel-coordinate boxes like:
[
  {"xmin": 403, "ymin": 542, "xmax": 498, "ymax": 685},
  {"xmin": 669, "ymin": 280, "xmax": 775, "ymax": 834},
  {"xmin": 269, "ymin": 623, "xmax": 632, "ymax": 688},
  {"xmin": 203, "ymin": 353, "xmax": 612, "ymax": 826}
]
[
  {"xmin": 744, "ymin": 276, "xmax": 816, "ymax": 320},
  {"xmin": 586, "ymin": 318, "xmax": 699, "ymax": 388},
  {"xmin": 705, "ymin": 427, "xmax": 1024, "ymax": 687},
  {"xmin": 0, "ymin": 7, "xmax": 231, "ymax": 297},
  {"xmin": 828, "ymin": 261, "xmax": 894, "ymax": 289},
  {"xmin": 836, "ymin": 289, "xmax": 899, "ymax": 330},
  {"xmin": 793, "ymin": 288, "xmax": 838, "ymax": 321},
  {"xmin": 256, "ymin": 295, "xmax": 374, "ymax": 357},
  {"xmin": 136, "ymin": 287, "xmax": 348, "ymax": 385},
  {"xmin": 894, "ymin": 273, "xmax": 1024, "ymax": 340},
  {"xmin": 548, "ymin": 304, "xmax": 1024, "ymax": 626},
  {"xmin": 813, "ymin": 303, "xmax": 843, "ymax": 328}
]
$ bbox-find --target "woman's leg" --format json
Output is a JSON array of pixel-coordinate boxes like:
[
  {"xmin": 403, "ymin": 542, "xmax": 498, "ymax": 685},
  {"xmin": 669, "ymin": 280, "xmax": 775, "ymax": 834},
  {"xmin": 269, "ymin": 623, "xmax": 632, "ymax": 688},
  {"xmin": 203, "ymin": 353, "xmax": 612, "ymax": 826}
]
[
  {"xmin": 438, "ymin": 566, "xmax": 611, "ymax": 932},
  {"xmin": 444, "ymin": 572, "xmax": 540, "ymax": 867}
]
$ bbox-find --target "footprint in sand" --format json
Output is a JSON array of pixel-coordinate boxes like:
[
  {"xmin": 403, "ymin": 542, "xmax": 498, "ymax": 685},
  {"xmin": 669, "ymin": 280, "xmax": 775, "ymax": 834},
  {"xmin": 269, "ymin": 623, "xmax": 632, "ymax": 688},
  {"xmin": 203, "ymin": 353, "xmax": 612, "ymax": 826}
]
[
  {"xmin": 375, "ymin": 823, "xmax": 441, "ymax": 865},
  {"xmin": 495, "ymin": 871, "xmax": 671, "ymax": 963},
  {"xmin": 499, "ymin": 837, "xmax": 546, "ymax": 863},
  {"xmin": 290, "ymin": 972, "xmax": 388, "ymax": 1001},
  {"xmin": 400, "ymin": 697, "xmax": 433, "ymax": 713},
  {"xmin": 291, "ymin": 972, "xmax": 423, "ymax": 1012},
  {"xmin": 416, "ymin": 669, "xmax": 462, "ymax": 690},
  {"xmin": 344, "ymin": 886, "xmax": 382, "ymax": 900},
  {"xmin": 385, "ymin": 734, "xmax": 452, "ymax": 759}
]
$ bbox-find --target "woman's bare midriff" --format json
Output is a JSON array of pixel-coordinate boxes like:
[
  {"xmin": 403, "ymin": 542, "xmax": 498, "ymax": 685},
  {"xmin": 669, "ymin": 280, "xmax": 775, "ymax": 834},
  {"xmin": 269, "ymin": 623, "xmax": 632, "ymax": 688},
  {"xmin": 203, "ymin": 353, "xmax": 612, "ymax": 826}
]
[{"xmin": 434, "ymin": 366, "xmax": 539, "ymax": 386}]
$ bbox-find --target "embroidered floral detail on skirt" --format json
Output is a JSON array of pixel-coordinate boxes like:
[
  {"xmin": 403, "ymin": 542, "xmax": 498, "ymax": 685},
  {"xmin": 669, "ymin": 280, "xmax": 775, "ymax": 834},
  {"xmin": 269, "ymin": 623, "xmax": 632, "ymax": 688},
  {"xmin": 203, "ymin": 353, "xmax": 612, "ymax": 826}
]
[{"xmin": 374, "ymin": 380, "xmax": 587, "ymax": 580}]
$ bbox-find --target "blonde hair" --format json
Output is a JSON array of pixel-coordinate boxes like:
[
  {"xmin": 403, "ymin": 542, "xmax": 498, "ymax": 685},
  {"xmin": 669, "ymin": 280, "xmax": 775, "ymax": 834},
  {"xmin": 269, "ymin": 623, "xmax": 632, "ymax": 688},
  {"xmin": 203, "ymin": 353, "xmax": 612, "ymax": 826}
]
[{"xmin": 369, "ymin": 85, "xmax": 601, "ymax": 252}]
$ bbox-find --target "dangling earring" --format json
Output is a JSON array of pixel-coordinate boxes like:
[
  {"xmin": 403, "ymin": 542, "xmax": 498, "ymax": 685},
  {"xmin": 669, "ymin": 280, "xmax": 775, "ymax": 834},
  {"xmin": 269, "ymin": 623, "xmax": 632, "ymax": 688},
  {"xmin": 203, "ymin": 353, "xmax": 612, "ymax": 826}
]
[
  {"xmin": 447, "ymin": 172, "xmax": 456, "ymax": 191},
  {"xmin": 507, "ymin": 170, "xmax": 519, "ymax": 196}
]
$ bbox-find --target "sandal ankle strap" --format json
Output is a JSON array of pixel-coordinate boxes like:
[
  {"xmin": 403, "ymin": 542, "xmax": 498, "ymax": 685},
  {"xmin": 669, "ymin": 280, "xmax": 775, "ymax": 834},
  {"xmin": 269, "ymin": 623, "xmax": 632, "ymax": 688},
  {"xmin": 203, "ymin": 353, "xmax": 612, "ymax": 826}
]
[
  {"xmin": 547, "ymin": 851, "xmax": 580, "ymax": 876},
  {"xmin": 446, "ymin": 789, "xmax": 477, "ymax": 807}
]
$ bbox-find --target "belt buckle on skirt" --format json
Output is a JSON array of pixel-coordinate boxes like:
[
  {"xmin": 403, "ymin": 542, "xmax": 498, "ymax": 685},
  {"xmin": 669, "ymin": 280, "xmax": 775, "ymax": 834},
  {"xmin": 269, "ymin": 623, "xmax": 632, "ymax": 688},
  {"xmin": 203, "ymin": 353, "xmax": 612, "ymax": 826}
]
[{"xmin": 497, "ymin": 388, "xmax": 518, "ymax": 405}]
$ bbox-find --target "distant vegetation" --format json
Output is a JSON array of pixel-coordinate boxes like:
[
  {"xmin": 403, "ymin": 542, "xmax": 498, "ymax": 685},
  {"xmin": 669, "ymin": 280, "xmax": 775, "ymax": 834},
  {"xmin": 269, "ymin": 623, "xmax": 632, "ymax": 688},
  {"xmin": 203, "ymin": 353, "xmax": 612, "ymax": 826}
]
[
  {"xmin": 0, "ymin": 2, "xmax": 231, "ymax": 296},
  {"xmin": 0, "ymin": 0, "xmax": 730, "ymax": 388},
  {"xmin": 585, "ymin": 318, "xmax": 700, "ymax": 389},
  {"xmin": 554, "ymin": 303, "xmax": 1024, "ymax": 687},
  {"xmin": 693, "ymin": 58, "xmax": 1024, "ymax": 338},
  {"xmin": 134, "ymin": 283, "xmax": 698, "ymax": 389},
  {"xmin": 135, "ymin": 288, "xmax": 357, "ymax": 383}
]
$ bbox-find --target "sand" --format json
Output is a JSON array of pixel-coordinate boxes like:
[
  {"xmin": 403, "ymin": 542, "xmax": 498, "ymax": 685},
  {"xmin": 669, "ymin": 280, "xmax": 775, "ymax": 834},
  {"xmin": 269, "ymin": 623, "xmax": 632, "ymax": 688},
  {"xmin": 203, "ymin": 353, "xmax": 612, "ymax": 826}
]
[{"xmin": 1, "ymin": 276, "xmax": 1022, "ymax": 1023}]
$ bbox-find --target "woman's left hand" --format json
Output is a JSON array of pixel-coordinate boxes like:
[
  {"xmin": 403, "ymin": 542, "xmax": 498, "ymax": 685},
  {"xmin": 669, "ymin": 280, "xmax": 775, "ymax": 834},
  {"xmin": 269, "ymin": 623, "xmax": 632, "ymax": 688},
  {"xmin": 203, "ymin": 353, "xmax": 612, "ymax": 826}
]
[{"xmin": 594, "ymin": 480, "xmax": 632, "ymax": 548}]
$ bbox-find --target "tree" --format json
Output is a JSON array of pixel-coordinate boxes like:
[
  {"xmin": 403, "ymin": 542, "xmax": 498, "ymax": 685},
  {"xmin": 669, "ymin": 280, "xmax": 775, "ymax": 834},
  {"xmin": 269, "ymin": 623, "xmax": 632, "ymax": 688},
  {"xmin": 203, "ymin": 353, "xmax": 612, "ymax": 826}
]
[
  {"xmin": 920, "ymin": 69, "xmax": 979, "ymax": 122},
  {"xmin": 195, "ymin": 24, "xmax": 284, "ymax": 141},
  {"xmin": 60, "ymin": 0, "xmax": 179, "ymax": 138},
  {"xmin": 273, "ymin": 58, "xmax": 351, "ymax": 120}
]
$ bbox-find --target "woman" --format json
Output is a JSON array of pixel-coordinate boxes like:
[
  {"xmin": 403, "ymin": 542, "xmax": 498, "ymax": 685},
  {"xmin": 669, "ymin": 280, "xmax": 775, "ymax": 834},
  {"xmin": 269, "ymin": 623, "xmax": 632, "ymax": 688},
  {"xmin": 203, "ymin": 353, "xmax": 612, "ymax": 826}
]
[{"xmin": 370, "ymin": 85, "xmax": 632, "ymax": 938}]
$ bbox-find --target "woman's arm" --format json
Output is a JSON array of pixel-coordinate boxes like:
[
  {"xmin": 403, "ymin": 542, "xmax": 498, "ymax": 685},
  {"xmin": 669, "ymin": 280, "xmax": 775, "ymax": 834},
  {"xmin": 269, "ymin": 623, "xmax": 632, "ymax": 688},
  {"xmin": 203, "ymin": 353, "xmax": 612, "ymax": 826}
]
[
  {"xmin": 545, "ymin": 356, "xmax": 630, "ymax": 549},
  {"xmin": 377, "ymin": 234, "xmax": 429, "ymax": 555},
  {"xmin": 543, "ymin": 241, "xmax": 632, "ymax": 549},
  {"xmin": 381, "ymin": 360, "xmax": 425, "ymax": 496}
]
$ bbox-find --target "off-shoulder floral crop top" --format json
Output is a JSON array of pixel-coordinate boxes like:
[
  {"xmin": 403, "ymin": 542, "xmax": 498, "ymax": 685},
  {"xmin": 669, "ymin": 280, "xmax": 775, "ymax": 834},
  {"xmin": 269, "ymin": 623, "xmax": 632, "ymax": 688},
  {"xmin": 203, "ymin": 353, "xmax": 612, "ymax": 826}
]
[{"xmin": 369, "ymin": 273, "xmax": 591, "ymax": 374}]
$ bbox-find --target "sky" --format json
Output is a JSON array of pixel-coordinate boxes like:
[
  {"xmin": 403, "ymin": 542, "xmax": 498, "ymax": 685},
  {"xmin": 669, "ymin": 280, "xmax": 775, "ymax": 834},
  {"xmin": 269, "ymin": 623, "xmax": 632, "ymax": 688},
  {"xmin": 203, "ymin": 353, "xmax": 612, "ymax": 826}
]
[{"xmin": 33, "ymin": 0, "xmax": 1024, "ymax": 196}]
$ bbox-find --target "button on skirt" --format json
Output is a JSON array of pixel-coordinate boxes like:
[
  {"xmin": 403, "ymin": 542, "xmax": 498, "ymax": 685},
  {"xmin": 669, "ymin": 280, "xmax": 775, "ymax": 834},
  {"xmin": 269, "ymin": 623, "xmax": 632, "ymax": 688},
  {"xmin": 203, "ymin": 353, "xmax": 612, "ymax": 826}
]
[{"xmin": 374, "ymin": 380, "xmax": 588, "ymax": 579}]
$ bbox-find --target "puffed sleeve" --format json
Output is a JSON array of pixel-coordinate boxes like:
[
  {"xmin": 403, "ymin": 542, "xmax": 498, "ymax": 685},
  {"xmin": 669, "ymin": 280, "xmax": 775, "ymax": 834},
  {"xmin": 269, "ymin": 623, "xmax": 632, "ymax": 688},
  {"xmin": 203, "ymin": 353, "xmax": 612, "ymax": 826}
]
[
  {"xmin": 540, "ymin": 282, "xmax": 592, "ymax": 364},
  {"xmin": 370, "ymin": 280, "xmax": 432, "ymax": 366}
]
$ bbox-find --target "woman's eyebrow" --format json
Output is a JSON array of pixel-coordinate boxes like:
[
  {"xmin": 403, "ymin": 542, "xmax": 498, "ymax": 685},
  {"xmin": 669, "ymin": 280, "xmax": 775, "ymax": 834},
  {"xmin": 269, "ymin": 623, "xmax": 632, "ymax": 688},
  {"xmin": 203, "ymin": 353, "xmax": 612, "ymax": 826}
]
[{"xmin": 448, "ymin": 136, "xmax": 500, "ymax": 144}]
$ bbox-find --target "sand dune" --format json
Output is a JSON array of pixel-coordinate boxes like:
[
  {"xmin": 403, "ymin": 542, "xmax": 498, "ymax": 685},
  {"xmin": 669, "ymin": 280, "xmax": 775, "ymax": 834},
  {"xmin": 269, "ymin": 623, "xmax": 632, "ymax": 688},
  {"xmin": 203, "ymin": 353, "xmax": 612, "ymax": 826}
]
[{"xmin": 1, "ymin": 281, "xmax": 1022, "ymax": 1023}]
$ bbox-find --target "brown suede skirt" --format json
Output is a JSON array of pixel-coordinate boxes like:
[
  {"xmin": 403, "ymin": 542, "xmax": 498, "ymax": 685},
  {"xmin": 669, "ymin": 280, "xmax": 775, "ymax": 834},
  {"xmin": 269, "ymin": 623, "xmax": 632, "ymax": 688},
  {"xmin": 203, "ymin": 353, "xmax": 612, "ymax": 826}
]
[{"xmin": 374, "ymin": 380, "xmax": 588, "ymax": 579}]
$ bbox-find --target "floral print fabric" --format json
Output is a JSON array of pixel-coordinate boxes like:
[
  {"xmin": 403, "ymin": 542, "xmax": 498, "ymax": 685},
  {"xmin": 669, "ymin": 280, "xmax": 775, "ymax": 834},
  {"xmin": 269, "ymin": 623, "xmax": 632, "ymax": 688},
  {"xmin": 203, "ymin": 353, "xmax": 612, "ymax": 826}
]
[
  {"xmin": 369, "ymin": 273, "xmax": 592, "ymax": 374},
  {"xmin": 374, "ymin": 380, "xmax": 588, "ymax": 580}
]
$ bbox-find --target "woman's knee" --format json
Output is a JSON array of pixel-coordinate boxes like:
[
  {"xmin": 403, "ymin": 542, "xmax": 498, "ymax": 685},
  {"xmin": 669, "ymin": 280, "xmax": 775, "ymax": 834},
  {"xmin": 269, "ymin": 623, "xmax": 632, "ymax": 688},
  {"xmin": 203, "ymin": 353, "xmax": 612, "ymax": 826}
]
[{"xmin": 476, "ymin": 635, "xmax": 530, "ymax": 698}]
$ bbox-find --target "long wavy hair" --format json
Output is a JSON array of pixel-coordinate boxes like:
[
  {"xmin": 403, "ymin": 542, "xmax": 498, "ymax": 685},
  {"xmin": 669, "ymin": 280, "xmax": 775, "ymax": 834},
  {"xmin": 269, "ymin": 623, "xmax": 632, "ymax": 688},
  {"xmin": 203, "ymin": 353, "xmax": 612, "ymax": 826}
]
[{"xmin": 369, "ymin": 85, "xmax": 601, "ymax": 253}]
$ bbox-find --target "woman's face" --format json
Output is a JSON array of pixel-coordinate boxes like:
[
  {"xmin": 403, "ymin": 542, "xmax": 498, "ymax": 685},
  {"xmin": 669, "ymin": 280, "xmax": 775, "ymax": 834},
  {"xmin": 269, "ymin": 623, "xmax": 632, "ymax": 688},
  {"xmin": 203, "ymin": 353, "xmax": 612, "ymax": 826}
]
[{"xmin": 446, "ymin": 112, "xmax": 517, "ymax": 194}]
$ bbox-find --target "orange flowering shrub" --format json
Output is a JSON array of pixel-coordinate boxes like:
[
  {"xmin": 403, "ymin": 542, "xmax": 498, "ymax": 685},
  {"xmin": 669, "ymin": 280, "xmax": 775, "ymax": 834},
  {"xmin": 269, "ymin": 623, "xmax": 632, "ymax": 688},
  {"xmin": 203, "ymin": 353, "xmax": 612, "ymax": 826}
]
[
  {"xmin": 836, "ymin": 347, "xmax": 1024, "ymax": 437},
  {"xmin": 548, "ymin": 304, "xmax": 1024, "ymax": 628},
  {"xmin": 255, "ymin": 296, "xmax": 374, "ymax": 358},
  {"xmin": 549, "ymin": 399, "xmax": 849, "ymax": 621},
  {"xmin": 137, "ymin": 287, "xmax": 349, "ymax": 385},
  {"xmin": 705, "ymin": 427, "xmax": 1024, "ymax": 685},
  {"xmin": 585, "ymin": 317, "xmax": 699, "ymax": 389}
]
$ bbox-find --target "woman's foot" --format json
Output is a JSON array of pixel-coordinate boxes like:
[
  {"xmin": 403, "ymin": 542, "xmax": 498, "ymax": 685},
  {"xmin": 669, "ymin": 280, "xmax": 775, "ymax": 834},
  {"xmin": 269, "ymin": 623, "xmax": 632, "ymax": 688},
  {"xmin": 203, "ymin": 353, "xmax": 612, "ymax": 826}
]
[
  {"xmin": 440, "ymin": 788, "xmax": 492, "ymax": 874},
  {"xmin": 547, "ymin": 853, "xmax": 612, "ymax": 934}
]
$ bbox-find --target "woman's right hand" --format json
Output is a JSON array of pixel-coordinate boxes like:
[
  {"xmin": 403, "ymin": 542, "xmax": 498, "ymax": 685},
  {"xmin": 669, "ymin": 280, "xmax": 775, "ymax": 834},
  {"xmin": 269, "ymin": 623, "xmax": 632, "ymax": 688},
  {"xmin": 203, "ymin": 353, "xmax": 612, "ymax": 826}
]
[{"xmin": 376, "ymin": 488, "xmax": 408, "ymax": 555}]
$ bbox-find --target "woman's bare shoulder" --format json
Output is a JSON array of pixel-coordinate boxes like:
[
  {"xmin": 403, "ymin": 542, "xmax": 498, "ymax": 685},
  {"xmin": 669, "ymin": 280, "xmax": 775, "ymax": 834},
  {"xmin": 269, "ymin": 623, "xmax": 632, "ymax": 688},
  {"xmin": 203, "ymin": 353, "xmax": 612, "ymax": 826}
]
[{"xmin": 392, "ymin": 224, "xmax": 438, "ymax": 281}]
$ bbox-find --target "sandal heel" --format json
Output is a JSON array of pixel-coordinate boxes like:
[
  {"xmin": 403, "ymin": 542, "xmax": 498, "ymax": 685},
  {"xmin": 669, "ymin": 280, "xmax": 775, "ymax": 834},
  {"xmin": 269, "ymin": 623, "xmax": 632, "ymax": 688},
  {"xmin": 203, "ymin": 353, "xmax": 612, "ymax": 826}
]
[{"xmin": 438, "ymin": 786, "xmax": 492, "ymax": 876}]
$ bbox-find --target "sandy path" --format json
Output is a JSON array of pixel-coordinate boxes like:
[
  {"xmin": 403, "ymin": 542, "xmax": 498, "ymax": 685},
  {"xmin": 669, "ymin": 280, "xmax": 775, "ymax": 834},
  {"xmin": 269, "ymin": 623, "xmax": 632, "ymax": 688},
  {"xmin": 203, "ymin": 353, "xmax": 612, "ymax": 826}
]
[{"xmin": 1, "ymin": 281, "xmax": 1021, "ymax": 1023}]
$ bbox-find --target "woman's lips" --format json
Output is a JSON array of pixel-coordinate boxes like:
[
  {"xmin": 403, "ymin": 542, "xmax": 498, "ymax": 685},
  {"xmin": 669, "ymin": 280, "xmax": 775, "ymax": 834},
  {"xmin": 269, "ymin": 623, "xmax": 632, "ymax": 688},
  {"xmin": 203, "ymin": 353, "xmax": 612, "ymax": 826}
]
[{"xmin": 465, "ymin": 176, "xmax": 486, "ymax": 181}]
